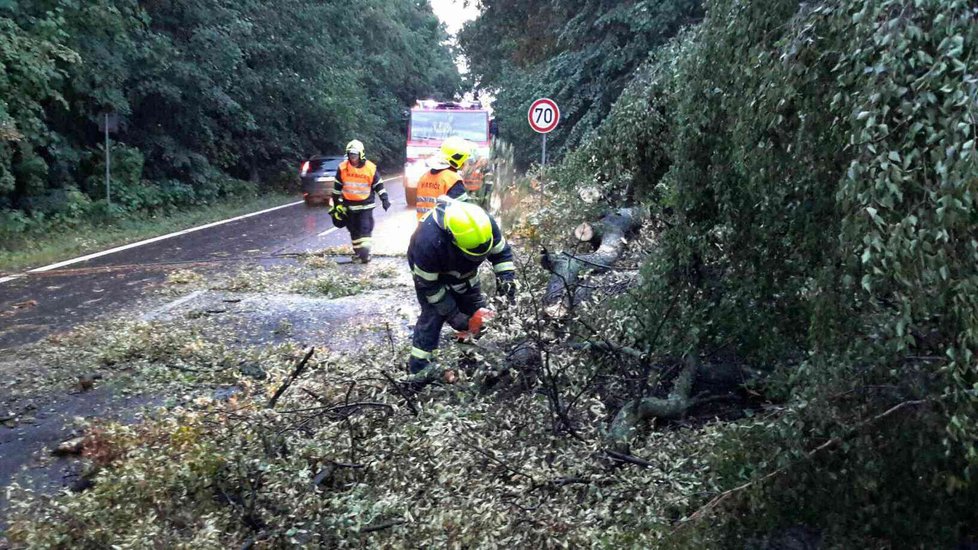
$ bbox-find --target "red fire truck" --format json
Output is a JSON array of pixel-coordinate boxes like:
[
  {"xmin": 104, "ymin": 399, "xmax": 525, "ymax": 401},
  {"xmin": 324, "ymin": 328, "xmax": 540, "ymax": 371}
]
[{"xmin": 404, "ymin": 100, "xmax": 493, "ymax": 207}]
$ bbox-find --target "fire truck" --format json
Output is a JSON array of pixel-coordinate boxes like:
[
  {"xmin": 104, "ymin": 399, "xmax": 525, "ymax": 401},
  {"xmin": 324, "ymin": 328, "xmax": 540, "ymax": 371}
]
[{"xmin": 404, "ymin": 100, "xmax": 494, "ymax": 207}]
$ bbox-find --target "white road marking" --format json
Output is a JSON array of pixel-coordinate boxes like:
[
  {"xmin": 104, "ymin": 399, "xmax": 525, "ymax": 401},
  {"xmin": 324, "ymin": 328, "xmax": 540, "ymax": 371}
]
[
  {"xmin": 0, "ymin": 175, "xmax": 403, "ymax": 285},
  {"xmin": 26, "ymin": 200, "xmax": 303, "ymax": 274}
]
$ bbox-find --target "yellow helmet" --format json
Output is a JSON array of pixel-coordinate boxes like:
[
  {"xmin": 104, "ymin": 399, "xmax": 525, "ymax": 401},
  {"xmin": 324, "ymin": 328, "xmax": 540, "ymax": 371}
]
[
  {"xmin": 345, "ymin": 139, "xmax": 365, "ymax": 161},
  {"xmin": 437, "ymin": 199, "xmax": 494, "ymax": 256},
  {"xmin": 440, "ymin": 136, "xmax": 474, "ymax": 170}
]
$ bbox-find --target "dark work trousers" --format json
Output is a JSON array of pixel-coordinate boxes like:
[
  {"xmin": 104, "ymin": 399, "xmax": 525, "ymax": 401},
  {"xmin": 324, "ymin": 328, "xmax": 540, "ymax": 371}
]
[
  {"xmin": 408, "ymin": 281, "xmax": 486, "ymax": 373},
  {"xmin": 346, "ymin": 208, "xmax": 375, "ymax": 262}
]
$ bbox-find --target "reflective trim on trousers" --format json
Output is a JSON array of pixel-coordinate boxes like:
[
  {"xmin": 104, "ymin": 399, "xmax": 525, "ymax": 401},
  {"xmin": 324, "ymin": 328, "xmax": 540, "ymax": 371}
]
[{"xmin": 425, "ymin": 286, "xmax": 447, "ymax": 304}]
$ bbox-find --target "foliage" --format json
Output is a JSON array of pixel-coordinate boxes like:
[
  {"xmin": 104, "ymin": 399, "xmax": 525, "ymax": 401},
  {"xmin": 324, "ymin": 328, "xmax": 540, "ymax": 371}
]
[
  {"xmin": 4, "ymin": 0, "xmax": 977, "ymax": 545},
  {"xmin": 459, "ymin": 0, "xmax": 702, "ymax": 167},
  {"xmin": 3, "ymin": 251, "xmax": 727, "ymax": 547},
  {"xmin": 0, "ymin": 0, "xmax": 459, "ymax": 243},
  {"xmin": 546, "ymin": 0, "xmax": 978, "ymax": 544}
]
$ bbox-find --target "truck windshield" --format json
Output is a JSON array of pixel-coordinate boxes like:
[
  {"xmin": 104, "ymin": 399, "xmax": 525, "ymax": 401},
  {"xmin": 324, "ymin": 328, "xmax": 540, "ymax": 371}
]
[{"xmin": 410, "ymin": 111, "xmax": 487, "ymax": 142}]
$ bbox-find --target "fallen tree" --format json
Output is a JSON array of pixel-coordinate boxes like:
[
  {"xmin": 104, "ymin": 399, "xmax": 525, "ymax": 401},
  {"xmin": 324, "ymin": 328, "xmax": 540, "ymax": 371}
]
[
  {"xmin": 573, "ymin": 342, "xmax": 756, "ymax": 452},
  {"xmin": 541, "ymin": 207, "xmax": 647, "ymax": 315}
]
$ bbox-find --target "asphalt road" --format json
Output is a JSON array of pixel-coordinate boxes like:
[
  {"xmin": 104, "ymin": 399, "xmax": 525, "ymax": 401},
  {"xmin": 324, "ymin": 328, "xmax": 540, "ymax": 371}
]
[{"xmin": 0, "ymin": 176, "xmax": 412, "ymax": 350}]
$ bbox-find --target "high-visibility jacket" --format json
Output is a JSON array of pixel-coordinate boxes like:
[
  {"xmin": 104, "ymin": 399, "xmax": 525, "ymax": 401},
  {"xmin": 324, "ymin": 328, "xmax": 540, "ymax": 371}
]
[
  {"xmin": 415, "ymin": 168, "xmax": 465, "ymax": 220},
  {"xmin": 407, "ymin": 198, "xmax": 516, "ymax": 317},
  {"xmin": 337, "ymin": 159, "xmax": 379, "ymax": 202},
  {"xmin": 333, "ymin": 160, "xmax": 387, "ymax": 209}
]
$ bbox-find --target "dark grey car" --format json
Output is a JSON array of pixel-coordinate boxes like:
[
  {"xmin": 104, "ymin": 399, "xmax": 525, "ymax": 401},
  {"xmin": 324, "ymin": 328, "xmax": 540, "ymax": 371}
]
[{"xmin": 299, "ymin": 155, "xmax": 344, "ymax": 206}]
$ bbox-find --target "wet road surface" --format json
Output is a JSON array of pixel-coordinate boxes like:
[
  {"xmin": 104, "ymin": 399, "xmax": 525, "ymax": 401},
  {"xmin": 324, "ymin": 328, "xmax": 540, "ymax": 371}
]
[{"xmin": 0, "ymin": 176, "xmax": 412, "ymax": 349}]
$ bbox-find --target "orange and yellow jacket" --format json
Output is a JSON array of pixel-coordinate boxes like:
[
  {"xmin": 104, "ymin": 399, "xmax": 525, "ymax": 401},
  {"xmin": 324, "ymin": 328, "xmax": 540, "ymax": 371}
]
[
  {"xmin": 415, "ymin": 167, "xmax": 465, "ymax": 220},
  {"xmin": 333, "ymin": 159, "xmax": 387, "ymax": 209}
]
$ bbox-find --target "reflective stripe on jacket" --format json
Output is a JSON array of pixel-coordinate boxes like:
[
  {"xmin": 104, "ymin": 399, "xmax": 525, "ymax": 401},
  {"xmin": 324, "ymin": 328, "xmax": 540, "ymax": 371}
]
[
  {"xmin": 338, "ymin": 160, "xmax": 378, "ymax": 201},
  {"xmin": 407, "ymin": 198, "xmax": 515, "ymax": 317},
  {"xmin": 415, "ymin": 168, "xmax": 465, "ymax": 220}
]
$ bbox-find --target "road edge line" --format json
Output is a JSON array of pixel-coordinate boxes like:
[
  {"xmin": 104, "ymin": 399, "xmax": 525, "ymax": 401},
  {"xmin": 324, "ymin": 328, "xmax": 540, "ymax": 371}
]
[
  {"xmin": 0, "ymin": 175, "xmax": 403, "ymax": 283},
  {"xmin": 26, "ymin": 200, "xmax": 306, "ymax": 274}
]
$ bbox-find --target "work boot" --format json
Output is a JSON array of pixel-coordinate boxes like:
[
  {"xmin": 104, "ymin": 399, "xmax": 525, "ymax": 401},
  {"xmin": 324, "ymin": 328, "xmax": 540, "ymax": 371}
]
[
  {"xmin": 353, "ymin": 248, "xmax": 370, "ymax": 264},
  {"xmin": 407, "ymin": 356, "xmax": 430, "ymax": 374}
]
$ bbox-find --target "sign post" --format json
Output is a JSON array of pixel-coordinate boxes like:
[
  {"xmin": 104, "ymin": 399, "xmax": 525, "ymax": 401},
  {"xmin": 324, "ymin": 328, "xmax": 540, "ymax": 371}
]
[{"xmin": 528, "ymin": 98, "xmax": 559, "ymax": 194}]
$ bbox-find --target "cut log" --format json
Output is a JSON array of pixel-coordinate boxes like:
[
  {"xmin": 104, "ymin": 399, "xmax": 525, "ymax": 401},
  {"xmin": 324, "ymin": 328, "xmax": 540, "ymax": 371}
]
[
  {"xmin": 573, "ymin": 222, "xmax": 602, "ymax": 247},
  {"xmin": 542, "ymin": 207, "xmax": 647, "ymax": 315},
  {"xmin": 53, "ymin": 437, "xmax": 86, "ymax": 456}
]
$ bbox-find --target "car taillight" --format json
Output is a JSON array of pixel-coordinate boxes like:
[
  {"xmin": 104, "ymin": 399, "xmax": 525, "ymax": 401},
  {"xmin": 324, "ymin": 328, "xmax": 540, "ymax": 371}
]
[{"xmin": 300, "ymin": 161, "xmax": 310, "ymax": 176}]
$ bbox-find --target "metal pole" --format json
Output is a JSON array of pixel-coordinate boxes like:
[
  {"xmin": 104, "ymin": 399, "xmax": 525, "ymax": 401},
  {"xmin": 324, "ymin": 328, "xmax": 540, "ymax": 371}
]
[
  {"xmin": 105, "ymin": 114, "xmax": 111, "ymax": 205},
  {"xmin": 542, "ymin": 133, "xmax": 547, "ymax": 166}
]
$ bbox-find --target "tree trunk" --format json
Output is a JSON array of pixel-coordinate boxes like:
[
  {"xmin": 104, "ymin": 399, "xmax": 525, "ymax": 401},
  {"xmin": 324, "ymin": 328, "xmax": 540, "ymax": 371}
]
[
  {"xmin": 607, "ymin": 355, "xmax": 698, "ymax": 452},
  {"xmin": 605, "ymin": 356, "xmax": 758, "ymax": 451},
  {"xmin": 542, "ymin": 207, "xmax": 647, "ymax": 315}
]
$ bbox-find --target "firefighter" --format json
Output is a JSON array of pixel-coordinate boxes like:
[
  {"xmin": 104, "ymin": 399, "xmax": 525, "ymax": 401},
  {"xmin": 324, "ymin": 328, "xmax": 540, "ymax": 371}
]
[
  {"xmin": 332, "ymin": 139, "xmax": 390, "ymax": 263},
  {"xmin": 414, "ymin": 136, "xmax": 472, "ymax": 220},
  {"xmin": 406, "ymin": 197, "xmax": 517, "ymax": 374}
]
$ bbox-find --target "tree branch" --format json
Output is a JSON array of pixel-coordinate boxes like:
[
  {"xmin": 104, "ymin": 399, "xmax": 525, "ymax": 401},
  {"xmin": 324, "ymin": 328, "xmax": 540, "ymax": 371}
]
[{"xmin": 267, "ymin": 347, "xmax": 316, "ymax": 409}]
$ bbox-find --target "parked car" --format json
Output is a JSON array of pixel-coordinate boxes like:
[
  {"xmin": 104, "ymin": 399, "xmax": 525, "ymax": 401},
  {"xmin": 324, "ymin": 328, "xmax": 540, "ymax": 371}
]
[{"xmin": 299, "ymin": 155, "xmax": 345, "ymax": 206}]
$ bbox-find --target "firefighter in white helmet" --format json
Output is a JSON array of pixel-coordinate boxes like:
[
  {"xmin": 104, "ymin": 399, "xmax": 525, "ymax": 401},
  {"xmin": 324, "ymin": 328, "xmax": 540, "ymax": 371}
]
[{"xmin": 332, "ymin": 139, "xmax": 390, "ymax": 263}]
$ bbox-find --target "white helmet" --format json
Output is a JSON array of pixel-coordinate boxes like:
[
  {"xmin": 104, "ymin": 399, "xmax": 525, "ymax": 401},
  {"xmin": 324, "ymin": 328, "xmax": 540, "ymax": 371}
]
[{"xmin": 345, "ymin": 139, "xmax": 365, "ymax": 161}]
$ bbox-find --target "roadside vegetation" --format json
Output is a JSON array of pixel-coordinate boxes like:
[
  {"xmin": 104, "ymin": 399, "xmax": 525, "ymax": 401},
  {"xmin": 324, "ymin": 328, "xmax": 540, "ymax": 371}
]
[
  {"xmin": 510, "ymin": 0, "xmax": 977, "ymax": 544},
  {"xmin": 0, "ymin": 191, "xmax": 296, "ymax": 272},
  {"xmin": 0, "ymin": 0, "xmax": 458, "ymax": 257},
  {"xmin": 2, "ymin": 0, "xmax": 976, "ymax": 547}
]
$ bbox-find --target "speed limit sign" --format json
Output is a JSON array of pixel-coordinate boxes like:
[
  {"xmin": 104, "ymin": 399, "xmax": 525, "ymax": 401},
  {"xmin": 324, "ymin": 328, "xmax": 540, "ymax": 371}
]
[{"xmin": 528, "ymin": 98, "xmax": 560, "ymax": 134}]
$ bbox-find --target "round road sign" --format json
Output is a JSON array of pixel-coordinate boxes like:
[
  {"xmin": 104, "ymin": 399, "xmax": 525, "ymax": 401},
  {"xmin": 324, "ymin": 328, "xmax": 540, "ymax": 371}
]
[{"xmin": 528, "ymin": 98, "xmax": 560, "ymax": 134}]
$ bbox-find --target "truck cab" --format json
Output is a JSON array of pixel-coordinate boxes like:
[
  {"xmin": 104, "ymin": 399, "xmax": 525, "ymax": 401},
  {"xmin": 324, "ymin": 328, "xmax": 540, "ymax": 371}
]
[{"xmin": 404, "ymin": 100, "xmax": 494, "ymax": 208}]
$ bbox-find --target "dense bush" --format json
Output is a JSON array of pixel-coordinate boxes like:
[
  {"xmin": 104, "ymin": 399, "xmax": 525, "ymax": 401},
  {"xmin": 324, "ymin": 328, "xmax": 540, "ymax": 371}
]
[{"xmin": 550, "ymin": 0, "xmax": 978, "ymax": 543}]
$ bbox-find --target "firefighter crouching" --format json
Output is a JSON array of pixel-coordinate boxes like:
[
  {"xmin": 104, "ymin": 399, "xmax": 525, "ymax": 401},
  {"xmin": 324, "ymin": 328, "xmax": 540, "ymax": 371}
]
[
  {"xmin": 332, "ymin": 139, "xmax": 390, "ymax": 263},
  {"xmin": 406, "ymin": 197, "xmax": 517, "ymax": 374}
]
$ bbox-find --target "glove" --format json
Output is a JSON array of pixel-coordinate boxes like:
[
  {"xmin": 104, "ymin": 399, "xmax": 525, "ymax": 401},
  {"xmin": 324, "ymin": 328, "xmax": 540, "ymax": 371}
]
[
  {"xmin": 455, "ymin": 308, "xmax": 496, "ymax": 340},
  {"xmin": 447, "ymin": 311, "xmax": 471, "ymax": 332},
  {"xmin": 497, "ymin": 278, "xmax": 516, "ymax": 302},
  {"xmin": 381, "ymin": 196, "xmax": 391, "ymax": 211}
]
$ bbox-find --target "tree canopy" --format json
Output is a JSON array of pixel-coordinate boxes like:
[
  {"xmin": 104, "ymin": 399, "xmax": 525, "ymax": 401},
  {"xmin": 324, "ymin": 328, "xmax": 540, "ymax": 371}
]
[
  {"xmin": 459, "ymin": 0, "xmax": 702, "ymax": 167},
  {"xmin": 0, "ymin": 0, "xmax": 459, "ymax": 229}
]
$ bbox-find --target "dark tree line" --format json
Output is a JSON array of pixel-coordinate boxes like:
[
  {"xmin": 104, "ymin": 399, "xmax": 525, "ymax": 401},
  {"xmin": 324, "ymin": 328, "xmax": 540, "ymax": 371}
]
[
  {"xmin": 0, "ymin": 0, "xmax": 459, "ymax": 229},
  {"xmin": 459, "ymin": 0, "xmax": 702, "ymax": 168}
]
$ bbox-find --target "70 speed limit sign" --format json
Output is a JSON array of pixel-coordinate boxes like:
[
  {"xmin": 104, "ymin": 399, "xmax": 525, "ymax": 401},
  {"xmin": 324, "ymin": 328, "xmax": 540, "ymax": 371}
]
[{"xmin": 528, "ymin": 98, "xmax": 560, "ymax": 134}]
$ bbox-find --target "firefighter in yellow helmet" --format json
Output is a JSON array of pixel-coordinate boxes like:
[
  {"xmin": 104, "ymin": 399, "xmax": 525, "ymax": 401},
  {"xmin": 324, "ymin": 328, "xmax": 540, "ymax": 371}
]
[
  {"xmin": 332, "ymin": 139, "xmax": 390, "ymax": 263},
  {"xmin": 413, "ymin": 136, "xmax": 472, "ymax": 220},
  {"xmin": 406, "ymin": 197, "xmax": 516, "ymax": 374}
]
